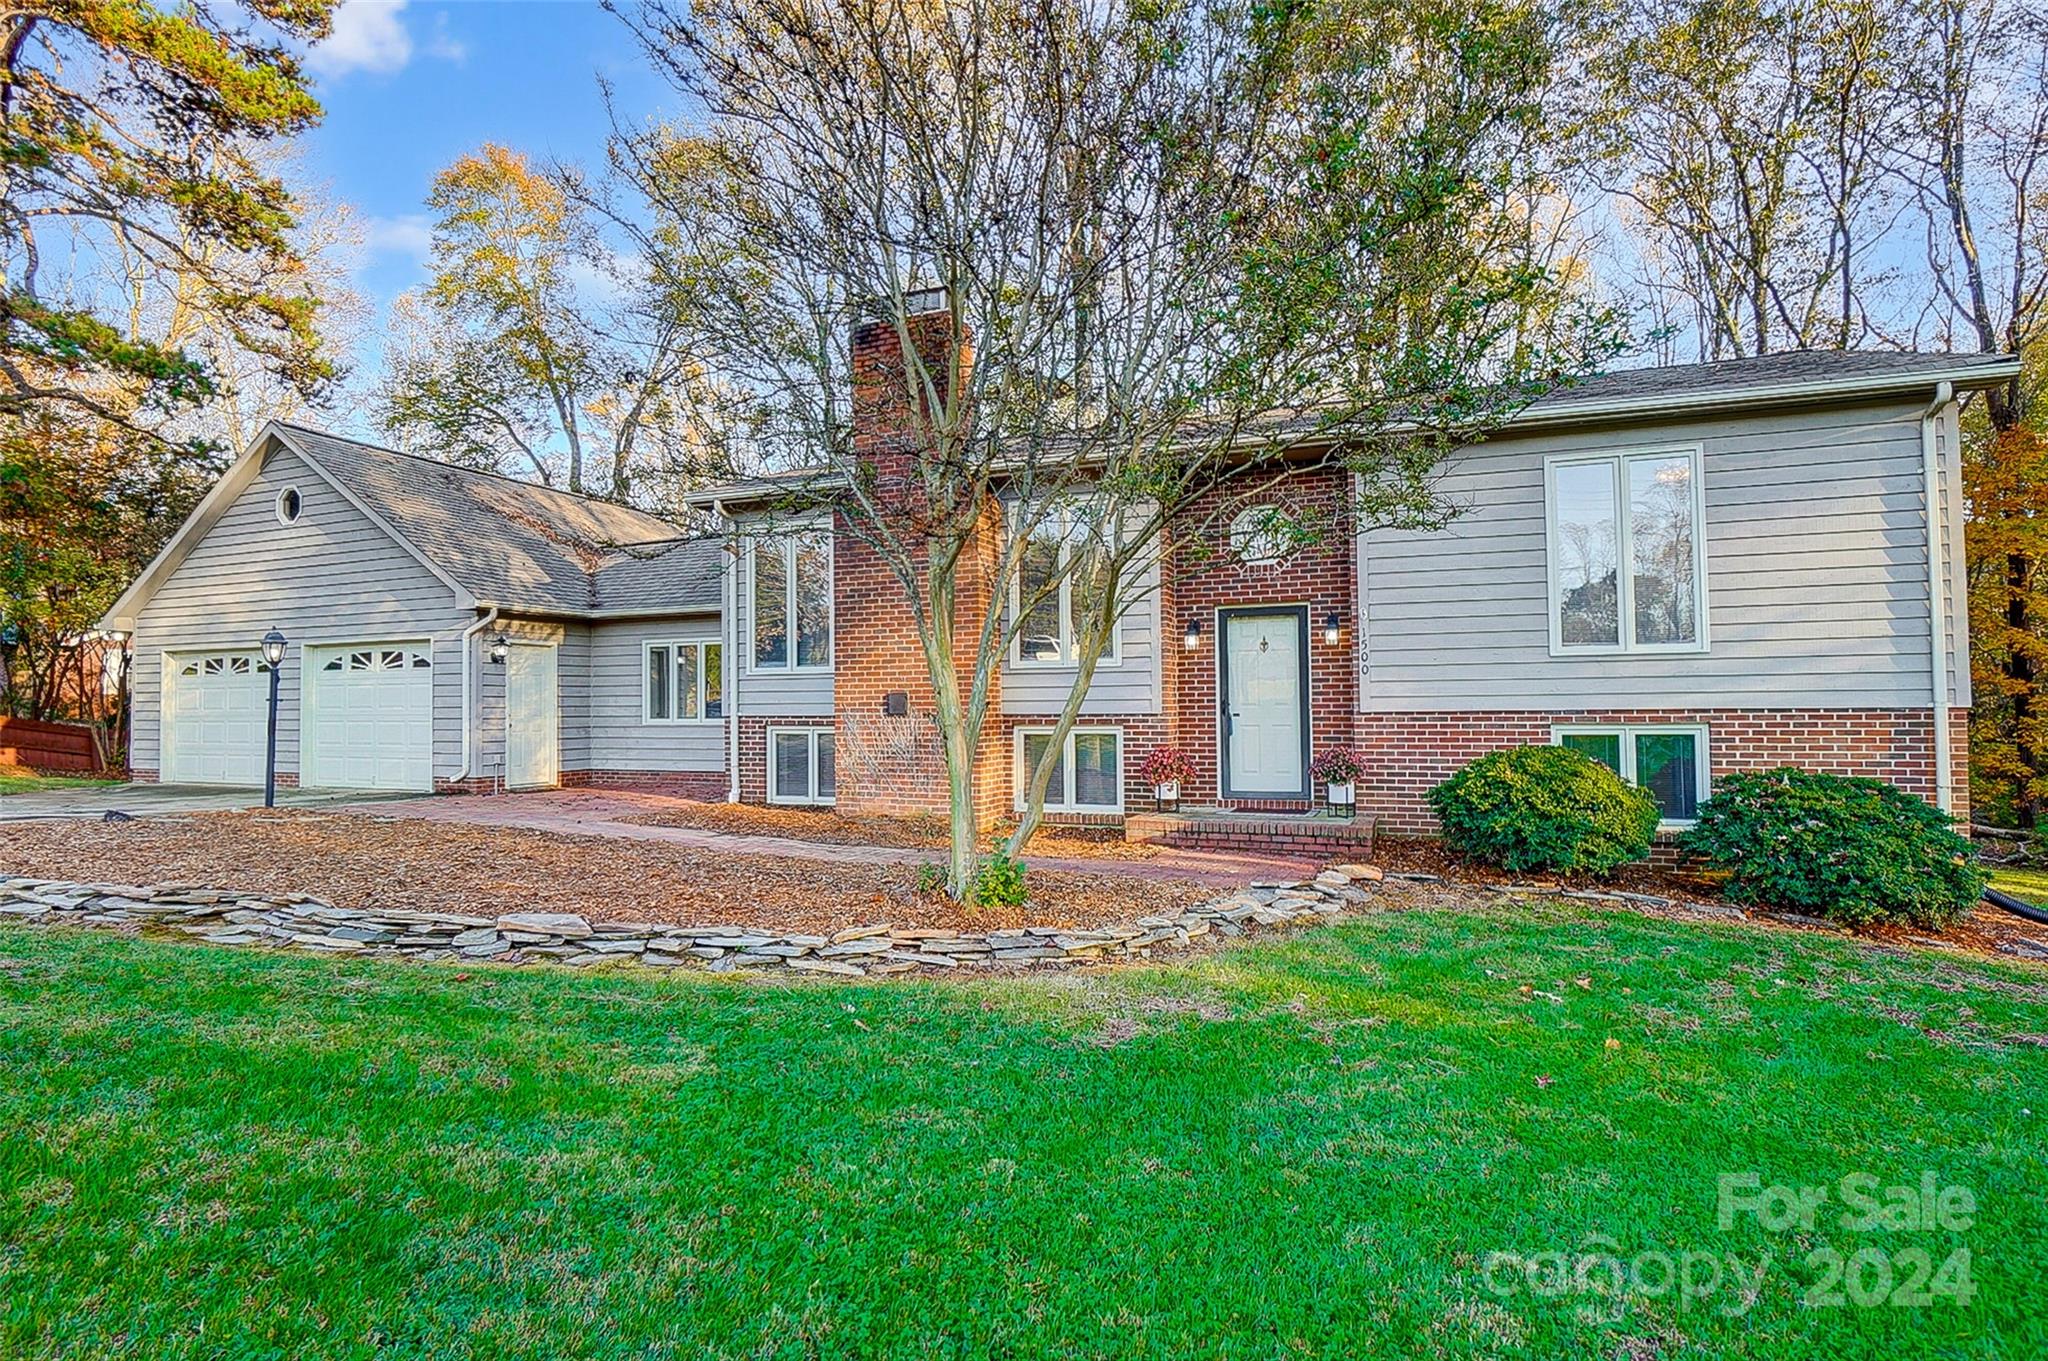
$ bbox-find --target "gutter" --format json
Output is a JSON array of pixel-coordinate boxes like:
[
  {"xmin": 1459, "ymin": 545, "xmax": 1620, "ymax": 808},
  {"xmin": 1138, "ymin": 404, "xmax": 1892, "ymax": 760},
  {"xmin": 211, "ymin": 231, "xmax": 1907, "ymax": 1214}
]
[
  {"xmin": 1920, "ymin": 382, "xmax": 1956, "ymax": 814},
  {"xmin": 452, "ymin": 606, "xmax": 500, "ymax": 787},
  {"xmin": 715, "ymin": 499, "xmax": 740, "ymax": 803}
]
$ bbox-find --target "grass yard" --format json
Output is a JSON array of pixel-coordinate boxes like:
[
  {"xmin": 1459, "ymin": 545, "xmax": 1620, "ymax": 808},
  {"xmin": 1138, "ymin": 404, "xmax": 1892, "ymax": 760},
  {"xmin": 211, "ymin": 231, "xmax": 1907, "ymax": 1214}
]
[
  {"xmin": 0, "ymin": 768, "xmax": 116, "ymax": 797},
  {"xmin": 1990, "ymin": 865, "xmax": 2048, "ymax": 905},
  {"xmin": 4, "ymin": 907, "xmax": 2044, "ymax": 1358}
]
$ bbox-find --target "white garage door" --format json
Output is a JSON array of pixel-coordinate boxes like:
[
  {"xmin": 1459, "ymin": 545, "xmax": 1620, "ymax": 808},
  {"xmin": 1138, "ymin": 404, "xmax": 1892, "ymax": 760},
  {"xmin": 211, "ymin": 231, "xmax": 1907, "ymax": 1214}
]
[
  {"xmin": 303, "ymin": 644, "xmax": 435, "ymax": 791},
  {"xmin": 164, "ymin": 653, "xmax": 267, "ymax": 785}
]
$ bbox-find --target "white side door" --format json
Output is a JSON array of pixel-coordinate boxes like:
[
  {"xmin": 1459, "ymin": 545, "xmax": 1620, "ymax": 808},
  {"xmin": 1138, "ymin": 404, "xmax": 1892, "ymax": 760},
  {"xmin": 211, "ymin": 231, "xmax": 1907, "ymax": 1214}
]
[
  {"xmin": 164, "ymin": 652, "xmax": 267, "ymax": 785},
  {"xmin": 1224, "ymin": 611, "xmax": 1305, "ymax": 797},
  {"xmin": 505, "ymin": 643, "xmax": 559, "ymax": 790},
  {"xmin": 303, "ymin": 644, "xmax": 435, "ymax": 791}
]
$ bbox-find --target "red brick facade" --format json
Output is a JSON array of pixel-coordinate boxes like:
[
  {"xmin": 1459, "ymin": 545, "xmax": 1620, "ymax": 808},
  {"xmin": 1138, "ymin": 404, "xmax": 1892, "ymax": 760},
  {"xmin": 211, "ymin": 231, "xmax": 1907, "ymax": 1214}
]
[
  {"xmin": 829, "ymin": 305, "xmax": 1012, "ymax": 822},
  {"xmin": 1163, "ymin": 468, "xmax": 1359, "ymax": 809},
  {"xmin": 1354, "ymin": 706, "xmax": 1971, "ymax": 834}
]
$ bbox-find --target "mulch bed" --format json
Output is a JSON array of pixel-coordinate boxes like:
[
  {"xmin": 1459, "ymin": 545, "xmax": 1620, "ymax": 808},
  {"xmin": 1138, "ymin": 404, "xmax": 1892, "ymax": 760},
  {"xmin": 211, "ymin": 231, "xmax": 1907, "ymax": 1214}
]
[
  {"xmin": 0, "ymin": 811, "xmax": 1207, "ymax": 935},
  {"xmin": 624, "ymin": 799, "xmax": 1162, "ymax": 860}
]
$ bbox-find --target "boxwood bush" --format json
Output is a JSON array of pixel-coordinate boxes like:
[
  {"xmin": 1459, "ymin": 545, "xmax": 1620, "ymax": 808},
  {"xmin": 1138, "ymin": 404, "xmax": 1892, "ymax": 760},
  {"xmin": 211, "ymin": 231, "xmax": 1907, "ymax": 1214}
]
[
  {"xmin": 1428, "ymin": 745, "xmax": 1660, "ymax": 875},
  {"xmin": 1677, "ymin": 767, "xmax": 1984, "ymax": 928}
]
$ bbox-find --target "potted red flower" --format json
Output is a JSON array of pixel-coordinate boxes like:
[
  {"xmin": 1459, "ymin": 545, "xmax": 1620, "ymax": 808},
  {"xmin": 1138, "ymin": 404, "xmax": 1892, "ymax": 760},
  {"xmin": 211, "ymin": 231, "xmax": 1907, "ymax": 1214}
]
[
  {"xmin": 1310, "ymin": 749, "xmax": 1365, "ymax": 811},
  {"xmin": 1137, "ymin": 746, "xmax": 1195, "ymax": 809}
]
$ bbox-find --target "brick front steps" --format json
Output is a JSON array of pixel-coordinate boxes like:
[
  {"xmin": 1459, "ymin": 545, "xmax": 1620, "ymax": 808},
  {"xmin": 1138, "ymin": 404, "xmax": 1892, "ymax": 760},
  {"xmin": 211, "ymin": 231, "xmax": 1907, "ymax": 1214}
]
[
  {"xmin": 0, "ymin": 864, "xmax": 1395, "ymax": 978},
  {"xmin": 1125, "ymin": 809, "xmax": 1377, "ymax": 857}
]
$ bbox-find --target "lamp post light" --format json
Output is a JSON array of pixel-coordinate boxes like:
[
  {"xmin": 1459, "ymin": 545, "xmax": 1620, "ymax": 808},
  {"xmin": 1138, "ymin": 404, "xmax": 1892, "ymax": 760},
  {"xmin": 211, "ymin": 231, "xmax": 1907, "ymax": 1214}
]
[{"xmin": 260, "ymin": 627, "xmax": 287, "ymax": 808}]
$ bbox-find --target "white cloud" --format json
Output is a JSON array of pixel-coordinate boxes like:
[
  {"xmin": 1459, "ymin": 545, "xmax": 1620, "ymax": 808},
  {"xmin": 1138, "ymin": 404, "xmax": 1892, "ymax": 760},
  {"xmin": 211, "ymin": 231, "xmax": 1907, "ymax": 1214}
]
[
  {"xmin": 307, "ymin": 1, "xmax": 467, "ymax": 79},
  {"xmin": 308, "ymin": 1, "xmax": 414, "ymax": 78},
  {"xmin": 364, "ymin": 213, "xmax": 434, "ymax": 263},
  {"xmin": 425, "ymin": 12, "xmax": 468, "ymax": 64}
]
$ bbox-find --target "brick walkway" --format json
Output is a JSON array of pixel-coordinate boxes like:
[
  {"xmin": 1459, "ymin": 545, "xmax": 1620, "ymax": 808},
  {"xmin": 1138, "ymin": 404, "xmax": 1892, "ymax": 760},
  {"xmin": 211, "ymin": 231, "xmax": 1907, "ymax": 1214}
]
[{"xmin": 345, "ymin": 789, "xmax": 1322, "ymax": 887}]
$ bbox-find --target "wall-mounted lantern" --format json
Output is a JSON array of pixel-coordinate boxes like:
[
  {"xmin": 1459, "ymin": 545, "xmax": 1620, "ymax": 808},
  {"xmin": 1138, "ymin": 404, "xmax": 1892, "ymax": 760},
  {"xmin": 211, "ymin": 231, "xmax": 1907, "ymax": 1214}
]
[
  {"xmin": 1323, "ymin": 610, "xmax": 1342, "ymax": 646},
  {"xmin": 1183, "ymin": 616, "xmax": 1202, "ymax": 651},
  {"xmin": 487, "ymin": 634, "xmax": 509, "ymax": 665}
]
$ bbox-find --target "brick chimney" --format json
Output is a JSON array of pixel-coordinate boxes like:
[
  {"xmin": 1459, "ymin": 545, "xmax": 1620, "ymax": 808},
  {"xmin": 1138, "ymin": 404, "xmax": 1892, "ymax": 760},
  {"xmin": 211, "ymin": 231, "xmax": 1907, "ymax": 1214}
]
[{"xmin": 834, "ymin": 290, "xmax": 1007, "ymax": 822}]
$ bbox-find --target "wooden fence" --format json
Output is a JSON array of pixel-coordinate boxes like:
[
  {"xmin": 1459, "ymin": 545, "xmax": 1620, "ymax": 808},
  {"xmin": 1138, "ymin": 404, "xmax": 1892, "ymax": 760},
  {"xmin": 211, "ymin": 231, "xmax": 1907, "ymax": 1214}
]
[{"xmin": 0, "ymin": 717, "xmax": 106, "ymax": 773}]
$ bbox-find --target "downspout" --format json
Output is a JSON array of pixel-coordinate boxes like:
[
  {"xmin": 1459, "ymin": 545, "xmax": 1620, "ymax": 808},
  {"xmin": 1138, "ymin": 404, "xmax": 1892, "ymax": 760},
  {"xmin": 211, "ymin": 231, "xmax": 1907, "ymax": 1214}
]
[
  {"xmin": 716, "ymin": 500, "xmax": 740, "ymax": 803},
  {"xmin": 452, "ymin": 605, "xmax": 500, "ymax": 787},
  {"xmin": 1921, "ymin": 381, "xmax": 1955, "ymax": 814}
]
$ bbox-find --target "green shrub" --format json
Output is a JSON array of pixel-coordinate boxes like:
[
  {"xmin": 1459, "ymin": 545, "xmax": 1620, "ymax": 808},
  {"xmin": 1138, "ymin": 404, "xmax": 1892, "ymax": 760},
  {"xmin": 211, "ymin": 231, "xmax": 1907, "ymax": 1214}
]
[
  {"xmin": 1678, "ymin": 768, "xmax": 1984, "ymax": 928},
  {"xmin": 968, "ymin": 842, "xmax": 1029, "ymax": 908},
  {"xmin": 1428, "ymin": 745, "xmax": 1660, "ymax": 875}
]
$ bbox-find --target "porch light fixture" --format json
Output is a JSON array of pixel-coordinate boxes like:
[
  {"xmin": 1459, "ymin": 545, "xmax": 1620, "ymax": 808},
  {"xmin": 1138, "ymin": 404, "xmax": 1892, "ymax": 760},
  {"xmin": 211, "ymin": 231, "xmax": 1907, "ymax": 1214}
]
[
  {"xmin": 1183, "ymin": 616, "xmax": 1201, "ymax": 651},
  {"xmin": 1323, "ymin": 611, "xmax": 1342, "ymax": 646},
  {"xmin": 487, "ymin": 633, "xmax": 510, "ymax": 665},
  {"xmin": 259, "ymin": 627, "xmax": 287, "ymax": 808}
]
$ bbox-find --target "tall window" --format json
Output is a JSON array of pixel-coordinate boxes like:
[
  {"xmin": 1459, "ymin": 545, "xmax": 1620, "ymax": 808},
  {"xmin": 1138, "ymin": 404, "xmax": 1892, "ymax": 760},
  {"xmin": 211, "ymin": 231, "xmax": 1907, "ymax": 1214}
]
[
  {"xmin": 1013, "ymin": 502, "xmax": 1120, "ymax": 666},
  {"xmin": 752, "ymin": 530, "xmax": 832, "ymax": 670},
  {"xmin": 1016, "ymin": 728, "xmax": 1123, "ymax": 811},
  {"xmin": 1554, "ymin": 725, "xmax": 1708, "ymax": 824},
  {"xmin": 645, "ymin": 641, "xmax": 723, "ymax": 723},
  {"xmin": 1548, "ymin": 449, "xmax": 1705, "ymax": 653}
]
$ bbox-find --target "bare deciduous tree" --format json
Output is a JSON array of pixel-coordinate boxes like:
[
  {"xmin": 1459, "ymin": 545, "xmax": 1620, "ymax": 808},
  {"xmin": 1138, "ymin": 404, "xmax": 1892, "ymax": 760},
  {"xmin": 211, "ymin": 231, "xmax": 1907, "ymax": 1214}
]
[{"xmin": 597, "ymin": 0, "xmax": 1617, "ymax": 895}]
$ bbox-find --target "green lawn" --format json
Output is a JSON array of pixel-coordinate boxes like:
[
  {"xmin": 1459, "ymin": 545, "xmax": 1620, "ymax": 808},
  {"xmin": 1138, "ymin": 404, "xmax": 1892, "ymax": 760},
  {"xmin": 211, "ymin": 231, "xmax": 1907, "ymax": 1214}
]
[
  {"xmin": 3, "ymin": 908, "xmax": 2043, "ymax": 1359},
  {"xmin": 1990, "ymin": 865, "xmax": 2048, "ymax": 905},
  {"xmin": 0, "ymin": 769, "xmax": 117, "ymax": 796}
]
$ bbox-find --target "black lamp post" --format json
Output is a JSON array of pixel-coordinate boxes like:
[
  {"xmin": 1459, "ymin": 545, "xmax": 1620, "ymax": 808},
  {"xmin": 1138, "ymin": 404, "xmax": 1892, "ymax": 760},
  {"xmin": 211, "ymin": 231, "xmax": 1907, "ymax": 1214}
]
[{"xmin": 260, "ymin": 627, "xmax": 287, "ymax": 807}]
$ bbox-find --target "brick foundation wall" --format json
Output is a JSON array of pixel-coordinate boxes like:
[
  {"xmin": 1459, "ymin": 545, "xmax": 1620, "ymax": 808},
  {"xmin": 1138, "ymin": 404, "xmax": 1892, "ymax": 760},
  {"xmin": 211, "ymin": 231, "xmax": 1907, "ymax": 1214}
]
[
  {"xmin": 1357, "ymin": 707, "xmax": 1972, "ymax": 834},
  {"xmin": 560, "ymin": 769, "xmax": 727, "ymax": 799}
]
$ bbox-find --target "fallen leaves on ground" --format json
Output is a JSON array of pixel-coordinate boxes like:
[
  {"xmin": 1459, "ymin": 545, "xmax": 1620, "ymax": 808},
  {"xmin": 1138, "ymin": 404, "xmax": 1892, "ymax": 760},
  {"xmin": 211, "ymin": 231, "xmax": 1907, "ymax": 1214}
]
[
  {"xmin": 624, "ymin": 799, "xmax": 1161, "ymax": 859},
  {"xmin": 0, "ymin": 810, "xmax": 1208, "ymax": 934}
]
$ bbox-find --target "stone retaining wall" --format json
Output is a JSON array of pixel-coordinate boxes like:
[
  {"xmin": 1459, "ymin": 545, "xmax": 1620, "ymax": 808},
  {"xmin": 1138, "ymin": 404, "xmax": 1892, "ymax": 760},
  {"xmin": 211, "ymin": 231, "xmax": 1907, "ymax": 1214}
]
[{"xmin": 0, "ymin": 864, "xmax": 1395, "ymax": 977}]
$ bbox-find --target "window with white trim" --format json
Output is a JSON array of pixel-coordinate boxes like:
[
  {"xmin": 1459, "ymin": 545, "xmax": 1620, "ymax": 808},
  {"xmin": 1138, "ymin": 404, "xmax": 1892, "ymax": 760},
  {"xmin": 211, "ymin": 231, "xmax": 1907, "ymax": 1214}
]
[
  {"xmin": 1015, "ymin": 727, "xmax": 1123, "ymax": 811},
  {"xmin": 768, "ymin": 727, "xmax": 835, "ymax": 805},
  {"xmin": 751, "ymin": 530, "xmax": 833, "ymax": 670},
  {"xmin": 1548, "ymin": 448, "xmax": 1705, "ymax": 653},
  {"xmin": 1012, "ymin": 501, "xmax": 1121, "ymax": 666},
  {"xmin": 645, "ymin": 640, "xmax": 723, "ymax": 723},
  {"xmin": 1553, "ymin": 724, "xmax": 1708, "ymax": 824}
]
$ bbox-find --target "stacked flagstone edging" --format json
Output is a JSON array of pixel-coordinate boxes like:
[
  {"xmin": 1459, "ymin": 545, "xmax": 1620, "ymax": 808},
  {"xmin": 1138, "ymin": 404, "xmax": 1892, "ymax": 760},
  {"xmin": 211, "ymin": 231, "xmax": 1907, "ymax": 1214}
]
[{"xmin": 0, "ymin": 864, "xmax": 1396, "ymax": 976}]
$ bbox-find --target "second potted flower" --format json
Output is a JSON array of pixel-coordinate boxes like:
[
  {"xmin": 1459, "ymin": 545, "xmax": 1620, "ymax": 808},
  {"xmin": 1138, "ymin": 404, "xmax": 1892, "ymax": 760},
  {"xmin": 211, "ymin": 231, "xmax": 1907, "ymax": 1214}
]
[
  {"xmin": 1138, "ymin": 746, "xmax": 1196, "ymax": 810},
  {"xmin": 1309, "ymin": 749, "xmax": 1365, "ymax": 813}
]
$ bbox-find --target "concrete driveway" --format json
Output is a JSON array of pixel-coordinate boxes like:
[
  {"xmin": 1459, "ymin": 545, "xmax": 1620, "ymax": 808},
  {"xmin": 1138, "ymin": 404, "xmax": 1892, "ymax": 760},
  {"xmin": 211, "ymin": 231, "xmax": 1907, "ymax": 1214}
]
[{"xmin": 0, "ymin": 783, "xmax": 413, "ymax": 821}]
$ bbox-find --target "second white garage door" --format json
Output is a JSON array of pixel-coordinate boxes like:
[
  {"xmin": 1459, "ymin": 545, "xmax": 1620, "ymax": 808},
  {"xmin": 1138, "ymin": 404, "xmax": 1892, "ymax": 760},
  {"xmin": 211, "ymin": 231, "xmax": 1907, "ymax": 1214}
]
[{"xmin": 303, "ymin": 643, "xmax": 435, "ymax": 791}]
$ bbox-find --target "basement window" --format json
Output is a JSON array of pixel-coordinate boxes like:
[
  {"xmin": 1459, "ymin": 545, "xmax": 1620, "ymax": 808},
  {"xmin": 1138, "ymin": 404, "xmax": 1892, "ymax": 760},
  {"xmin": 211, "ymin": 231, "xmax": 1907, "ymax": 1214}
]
[
  {"xmin": 1015, "ymin": 727, "xmax": 1123, "ymax": 812},
  {"xmin": 768, "ymin": 727, "xmax": 836, "ymax": 805},
  {"xmin": 1552, "ymin": 724, "xmax": 1708, "ymax": 825}
]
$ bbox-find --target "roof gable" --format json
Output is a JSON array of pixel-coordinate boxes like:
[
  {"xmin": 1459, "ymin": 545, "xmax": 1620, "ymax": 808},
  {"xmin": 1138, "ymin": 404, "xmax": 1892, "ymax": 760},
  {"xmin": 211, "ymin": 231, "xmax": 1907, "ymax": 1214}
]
[{"xmin": 104, "ymin": 423, "xmax": 726, "ymax": 630}]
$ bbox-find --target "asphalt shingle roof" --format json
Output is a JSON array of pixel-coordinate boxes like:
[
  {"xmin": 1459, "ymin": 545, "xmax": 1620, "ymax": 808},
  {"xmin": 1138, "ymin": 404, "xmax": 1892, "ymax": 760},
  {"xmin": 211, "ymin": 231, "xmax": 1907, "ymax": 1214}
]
[
  {"xmin": 277, "ymin": 424, "xmax": 722, "ymax": 616},
  {"xmin": 1524, "ymin": 349, "xmax": 2014, "ymax": 412}
]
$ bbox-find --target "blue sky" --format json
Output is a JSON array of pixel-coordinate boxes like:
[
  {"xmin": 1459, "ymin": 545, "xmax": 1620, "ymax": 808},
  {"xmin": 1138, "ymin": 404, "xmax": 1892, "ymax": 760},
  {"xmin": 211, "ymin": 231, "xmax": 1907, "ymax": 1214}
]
[{"xmin": 301, "ymin": 1, "xmax": 671, "ymax": 320}]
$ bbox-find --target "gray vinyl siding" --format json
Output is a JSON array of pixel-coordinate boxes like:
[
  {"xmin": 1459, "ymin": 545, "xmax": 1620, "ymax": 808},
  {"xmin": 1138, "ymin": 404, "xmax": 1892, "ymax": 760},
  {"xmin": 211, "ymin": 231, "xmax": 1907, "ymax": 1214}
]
[
  {"xmin": 1357, "ymin": 400, "xmax": 1968, "ymax": 712},
  {"xmin": 129, "ymin": 446, "xmax": 472, "ymax": 780},
  {"xmin": 734, "ymin": 523, "xmax": 835, "ymax": 718},
  {"xmin": 584, "ymin": 617, "xmax": 728, "ymax": 771},
  {"xmin": 1000, "ymin": 553, "xmax": 1163, "ymax": 716},
  {"xmin": 470, "ymin": 617, "xmax": 577, "ymax": 783}
]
